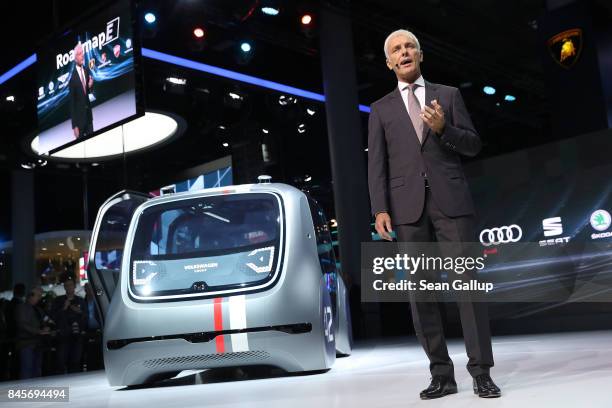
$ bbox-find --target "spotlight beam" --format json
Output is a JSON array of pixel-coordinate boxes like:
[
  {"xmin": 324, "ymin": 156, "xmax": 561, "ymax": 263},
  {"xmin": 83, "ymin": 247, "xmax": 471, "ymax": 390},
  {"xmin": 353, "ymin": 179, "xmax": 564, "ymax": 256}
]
[
  {"xmin": 0, "ymin": 54, "xmax": 36, "ymax": 85},
  {"xmin": 142, "ymin": 49, "xmax": 371, "ymax": 112}
]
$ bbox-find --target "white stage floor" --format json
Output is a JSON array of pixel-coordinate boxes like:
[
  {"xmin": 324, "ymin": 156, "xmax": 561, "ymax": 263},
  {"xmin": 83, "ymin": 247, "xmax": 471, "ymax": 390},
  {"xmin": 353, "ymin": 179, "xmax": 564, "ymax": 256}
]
[{"xmin": 2, "ymin": 330, "xmax": 612, "ymax": 407}]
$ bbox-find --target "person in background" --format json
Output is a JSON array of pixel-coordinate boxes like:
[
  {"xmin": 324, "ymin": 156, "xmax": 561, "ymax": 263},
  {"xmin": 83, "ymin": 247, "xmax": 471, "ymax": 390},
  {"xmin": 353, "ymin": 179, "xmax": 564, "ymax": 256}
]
[
  {"xmin": 0, "ymin": 297, "xmax": 8, "ymax": 380},
  {"xmin": 83, "ymin": 283, "xmax": 103, "ymax": 370},
  {"xmin": 15, "ymin": 287, "xmax": 51, "ymax": 379},
  {"xmin": 5, "ymin": 283, "xmax": 26, "ymax": 379},
  {"xmin": 52, "ymin": 279, "xmax": 87, "ymax": 374},
  {"xmin": 5, "ymin": 283, "xmax": 25, "ymax": 340}
]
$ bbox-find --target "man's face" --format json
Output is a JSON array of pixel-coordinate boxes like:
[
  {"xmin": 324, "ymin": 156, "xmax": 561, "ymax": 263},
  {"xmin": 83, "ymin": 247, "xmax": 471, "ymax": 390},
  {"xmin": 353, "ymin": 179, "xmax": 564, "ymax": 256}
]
[
  {"xmin": 29, "ymin": 289, "xmax": 42, "ymax": 305},
  {"xmin": 386, "ymin": 34, "xmax": 423, "ymax": 83},
  {"xmin": 75, "ymin": 47, "xmax": 84, "ymax": 66},
  {"xmin": 64, "ymin": 280, "xmax": 75, "ymax": 296}
]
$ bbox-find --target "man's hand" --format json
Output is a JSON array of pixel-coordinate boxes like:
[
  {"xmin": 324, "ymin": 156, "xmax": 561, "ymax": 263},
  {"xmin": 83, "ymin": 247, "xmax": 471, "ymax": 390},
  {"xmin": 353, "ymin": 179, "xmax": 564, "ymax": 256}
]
[
  {"xmin": 375, "ymin": 212, "xmax": 393, "ymax": 241},
  {"xmin": 421, "ymin": 99, "xmax": 445, "ymax": 135},
  {"xmin": 63, "ymin": 298, "xmax": 71, "ymax": 311},
  {"xmin": 70, "ymin": 304, "xmax": 82, "ymax": 314},
  {"xmin": 88, "ymin": 75, "xmax": 93, "ymax": 89},
  {"xmin": 73, "ymin": 127, "xmax": 79, "ymax": 139}
]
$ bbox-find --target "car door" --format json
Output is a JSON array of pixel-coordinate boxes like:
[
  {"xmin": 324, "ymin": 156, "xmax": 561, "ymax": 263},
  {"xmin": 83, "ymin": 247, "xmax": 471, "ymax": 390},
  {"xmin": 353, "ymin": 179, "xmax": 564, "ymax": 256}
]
[{"xmin": 87, "ymin": 190, "xmax": 150, "ymax": 324}]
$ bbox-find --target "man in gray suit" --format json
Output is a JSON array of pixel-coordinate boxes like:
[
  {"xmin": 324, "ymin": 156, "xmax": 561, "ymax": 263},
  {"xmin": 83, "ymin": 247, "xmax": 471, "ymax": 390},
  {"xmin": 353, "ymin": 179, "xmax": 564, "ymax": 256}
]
[{"xmin": 368, "ymin": 29, "xmax": 501, "ymax": 399}]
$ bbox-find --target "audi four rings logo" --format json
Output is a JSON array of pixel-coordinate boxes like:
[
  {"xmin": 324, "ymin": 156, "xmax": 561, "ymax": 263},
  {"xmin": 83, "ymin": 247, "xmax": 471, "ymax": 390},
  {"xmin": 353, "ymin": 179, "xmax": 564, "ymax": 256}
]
[{"xmin": 479, "ymin": 225, "xmax": 523, "ymax": 246}]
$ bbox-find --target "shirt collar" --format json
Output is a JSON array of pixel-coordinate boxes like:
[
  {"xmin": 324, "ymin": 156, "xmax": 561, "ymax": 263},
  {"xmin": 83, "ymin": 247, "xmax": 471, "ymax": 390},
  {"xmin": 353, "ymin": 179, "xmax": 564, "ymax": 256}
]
[{"xmin": 398, "ymin": 75, "xmax": 425, "ymax": 91}]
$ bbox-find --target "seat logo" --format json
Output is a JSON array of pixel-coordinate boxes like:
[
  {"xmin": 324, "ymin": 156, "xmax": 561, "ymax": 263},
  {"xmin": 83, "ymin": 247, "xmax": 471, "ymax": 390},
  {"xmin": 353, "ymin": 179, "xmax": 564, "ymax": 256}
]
[{"xmin": 543, "ymin": 217, "xmax": 563, "ymax": 237}]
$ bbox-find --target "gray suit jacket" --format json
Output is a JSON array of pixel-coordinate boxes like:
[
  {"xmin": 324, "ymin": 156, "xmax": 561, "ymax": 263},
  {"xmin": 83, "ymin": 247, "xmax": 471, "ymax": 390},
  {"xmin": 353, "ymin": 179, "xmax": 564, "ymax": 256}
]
[{"xmin": 368, "ymin": 81, "xmax": 481, "ymax": 225}]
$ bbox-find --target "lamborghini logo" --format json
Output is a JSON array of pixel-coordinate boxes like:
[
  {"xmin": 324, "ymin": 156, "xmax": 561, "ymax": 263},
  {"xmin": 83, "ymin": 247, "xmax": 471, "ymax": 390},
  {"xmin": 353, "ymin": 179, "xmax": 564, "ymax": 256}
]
[{"xmin": 547, "ymin": 28, "xmax": 582, "ymax": 69}]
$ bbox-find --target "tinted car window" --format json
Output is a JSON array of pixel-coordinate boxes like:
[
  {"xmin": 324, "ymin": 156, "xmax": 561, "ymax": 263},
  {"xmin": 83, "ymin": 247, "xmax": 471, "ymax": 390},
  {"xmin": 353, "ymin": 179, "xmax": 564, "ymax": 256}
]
[{"xmin": 129, "ymin": 193, "xmax": 282, "ymax": 298}]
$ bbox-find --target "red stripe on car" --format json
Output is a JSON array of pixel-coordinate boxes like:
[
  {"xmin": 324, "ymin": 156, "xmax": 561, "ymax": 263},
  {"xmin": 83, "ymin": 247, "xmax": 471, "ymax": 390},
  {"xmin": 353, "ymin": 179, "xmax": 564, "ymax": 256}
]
[{"xmin": 214, "ymin": 297, "xmax": 225, "ymax": 353}]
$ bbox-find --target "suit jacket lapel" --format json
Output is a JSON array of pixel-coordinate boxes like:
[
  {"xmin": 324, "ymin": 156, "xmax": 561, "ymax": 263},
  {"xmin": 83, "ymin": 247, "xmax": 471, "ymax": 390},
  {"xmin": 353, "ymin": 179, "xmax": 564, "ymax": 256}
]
[
  {"xmin": 422, "ymin": 81, "xmax": 440, "ymax": 148},
  {"xmin": 388, "ymin": 87, "xmax": 421, "ymax": 147}
]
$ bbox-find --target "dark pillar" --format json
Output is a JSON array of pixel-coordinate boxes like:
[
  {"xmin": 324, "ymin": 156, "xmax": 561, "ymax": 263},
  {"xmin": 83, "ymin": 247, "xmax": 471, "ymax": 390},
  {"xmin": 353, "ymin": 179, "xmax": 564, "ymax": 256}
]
[
  {"xmin": 82, "ymin": 167, "xmax": 89, "ymax": 230},
  {"xmin": 319, "ymin": 3, "xmax": 380, "ymax": 337},
  {"xmin": 11, "ymin": 170, "xmax": 36, "ymax": 290}
]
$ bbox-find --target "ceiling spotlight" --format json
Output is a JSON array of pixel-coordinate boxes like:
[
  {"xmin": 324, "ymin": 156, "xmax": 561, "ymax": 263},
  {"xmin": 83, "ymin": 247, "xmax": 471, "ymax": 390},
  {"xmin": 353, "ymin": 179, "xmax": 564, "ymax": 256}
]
[
  {"xmin": 20, "ymin": 163, "xmax": 35, "ymax": 170},
  {"xmin": 262, "ymin": 7, "xmax": 280, "ymax": 16},
  {"xmin": 235, "ymin": 41, "xmax": 255, "ymax": 65},
  {"xmin": 218, "ymin": 125, "xmax": 226, "ymax": 130},
  {"xmin": 483, "ymin": 86, "xmax": 496, "ymax": 95},
  {"xmin": 298, "ymin": 123, "xmax": 306, "ymax": 133},
  {"xmin": 262, "ymin": 128, "xmax": 269, "ymax": 134},
  {"xmin": 240, "ymin": 42, "xmax": 252, "ymax": 53},
  {"xmin": 144, "ymin": 12, "xmax": 156, "ymax": 24},
  {"xmin": 304, "ymin": 175, "xmax": 312, "ymax": 182},
  {"xmin": 228, "ymin": 92, "xmax": 243, "ymax": 100},
  {"xmin": 306, "ymin": 108, "xmax": 316, "ymax": 116},
  {"xmin": 91, "ymin": 162, "xmax": 99, "ymax": 167},
  {"xmin": 166, "ymin": 77, "xmax": 187, "ymax": 85},
  {"xmin": 278, "ymin": 95, "xmax": 297, "ymax": 106},
  {"xmin": 222, "ymin": 142, "xmax": 229, "ymax": 147},
  {"xmin": 301, "ymin": 14, "xmax": 313, "ymax": 25},
  {"xmin": 364, "ymin": 148, "xmax": 368, "ymax": 152},
  {"xmin": 193, "ymin": 27, "xmax": 205, "ymax": 39},
  {"xmin": 504, "ymin": 95, "xmax": 516, "ymax": 102},
  {"xmin": 261, "ymin": 0, "xmax": 280, "ymax": 16},
  {"xmin": 5, "ymin": 95, "xmax": 15, "ymax": 102}
]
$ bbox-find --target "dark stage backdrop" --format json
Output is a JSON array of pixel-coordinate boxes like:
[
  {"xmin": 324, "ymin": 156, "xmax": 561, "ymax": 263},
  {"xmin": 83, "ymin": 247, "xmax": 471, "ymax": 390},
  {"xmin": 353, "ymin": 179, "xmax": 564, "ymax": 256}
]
[{"xmin": 464, "ymin": 128, "xmax": 612, "ymax": 333}]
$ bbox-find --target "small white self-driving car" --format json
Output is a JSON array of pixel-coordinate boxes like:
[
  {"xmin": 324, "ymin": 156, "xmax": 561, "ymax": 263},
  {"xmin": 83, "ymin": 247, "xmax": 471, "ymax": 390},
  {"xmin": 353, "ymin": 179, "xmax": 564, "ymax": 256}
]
[{"xmin": 87, "ymin": 181, "xmax": 352, "ymax": 387}]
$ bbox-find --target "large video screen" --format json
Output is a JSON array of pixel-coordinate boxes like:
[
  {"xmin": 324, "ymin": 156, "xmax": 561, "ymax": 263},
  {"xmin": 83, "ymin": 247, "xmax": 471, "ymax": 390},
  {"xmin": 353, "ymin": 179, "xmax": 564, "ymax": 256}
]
[{"xmin": 36, "ymin": 0, "xmax": 141, "ymax": 154}]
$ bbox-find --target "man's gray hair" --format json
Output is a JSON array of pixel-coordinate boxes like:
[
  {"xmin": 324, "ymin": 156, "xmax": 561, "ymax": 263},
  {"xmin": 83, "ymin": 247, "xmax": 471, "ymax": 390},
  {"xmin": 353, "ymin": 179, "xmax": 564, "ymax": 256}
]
[
  {"xmin": 383, "ymin": 29, "xmax": 421, "ymax": 59},
  {"xmin": 74, "ymin": 42, "xmax": 83, "ymax": 53}
]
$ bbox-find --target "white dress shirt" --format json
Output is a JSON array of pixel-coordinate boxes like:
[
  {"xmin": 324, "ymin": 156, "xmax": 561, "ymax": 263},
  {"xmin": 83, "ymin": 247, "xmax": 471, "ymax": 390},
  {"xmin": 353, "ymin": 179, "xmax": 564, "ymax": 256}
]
[
  {"xmin": 398, "ymin": 75, "xmax": 426, "ymax": 115},
  {"xmin": 77, "ymin": 65, "xmax": 86, "ymax": 92}
]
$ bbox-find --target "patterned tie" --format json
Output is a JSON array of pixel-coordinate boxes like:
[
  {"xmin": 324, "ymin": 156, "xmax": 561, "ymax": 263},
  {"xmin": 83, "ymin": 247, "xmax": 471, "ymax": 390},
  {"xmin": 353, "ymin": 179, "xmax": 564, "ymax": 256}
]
[
  {"xmin": 407, "ymin": 83, "xmax": 424, "ymax": 144},
  {"xmin": 79, "ymin": 67, "xmax": 86, "ymax": 94}
]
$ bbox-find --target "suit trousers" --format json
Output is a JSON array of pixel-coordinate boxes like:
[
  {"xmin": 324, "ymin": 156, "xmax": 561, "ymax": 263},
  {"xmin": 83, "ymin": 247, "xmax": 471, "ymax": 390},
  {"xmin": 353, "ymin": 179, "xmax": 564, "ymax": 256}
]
[{"xmin": 394, "ymin": 186, "xmax": 494, "ymax": 378}]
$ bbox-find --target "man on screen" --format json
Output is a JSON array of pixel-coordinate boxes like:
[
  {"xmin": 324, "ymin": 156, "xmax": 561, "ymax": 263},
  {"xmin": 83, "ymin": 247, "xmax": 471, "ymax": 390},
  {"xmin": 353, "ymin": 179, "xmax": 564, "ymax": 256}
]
[
  {"xmin": 69, "ymin": 43, "xmax": 94, "ymax": 139},
  {"xmin": 368, "ymin": 29, "xmax": 501, "ymax": 399}
]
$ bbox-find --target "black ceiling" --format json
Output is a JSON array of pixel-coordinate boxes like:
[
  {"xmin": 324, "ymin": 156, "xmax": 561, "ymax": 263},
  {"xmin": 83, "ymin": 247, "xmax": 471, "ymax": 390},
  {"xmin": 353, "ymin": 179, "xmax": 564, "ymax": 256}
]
[{"xmin": 0, "ymin": 0, "xmax": 609, "ymax": 236}]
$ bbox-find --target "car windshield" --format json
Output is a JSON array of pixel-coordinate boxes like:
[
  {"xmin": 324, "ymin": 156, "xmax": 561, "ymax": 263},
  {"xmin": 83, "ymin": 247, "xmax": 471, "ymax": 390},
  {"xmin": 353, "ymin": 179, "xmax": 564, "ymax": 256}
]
[{"xmin": 129, "ymin": 192, "xmax": 282, "ymax": 298}]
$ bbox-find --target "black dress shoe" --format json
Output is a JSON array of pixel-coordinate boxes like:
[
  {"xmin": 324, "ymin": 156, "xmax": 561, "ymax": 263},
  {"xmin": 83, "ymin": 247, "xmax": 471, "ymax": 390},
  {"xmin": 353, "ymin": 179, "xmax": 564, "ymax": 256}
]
[
  {"xmin": 419, "ymin": 375, "xmax": 458, "ymax": 400},
  {"xmin": 473, "ymin": 374, "xmax": 501, "ymax": 398}
]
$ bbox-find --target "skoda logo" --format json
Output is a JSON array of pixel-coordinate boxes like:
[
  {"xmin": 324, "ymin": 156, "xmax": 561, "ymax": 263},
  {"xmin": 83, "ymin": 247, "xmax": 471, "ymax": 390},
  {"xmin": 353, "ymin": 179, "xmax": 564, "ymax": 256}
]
[
  {"xmin": 590, "ymin": 210, "xmax": 611, "ymax": 232},
  {"xmin": 479, "ymin": 225, "xmax": 523, "ymax": 246}
]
